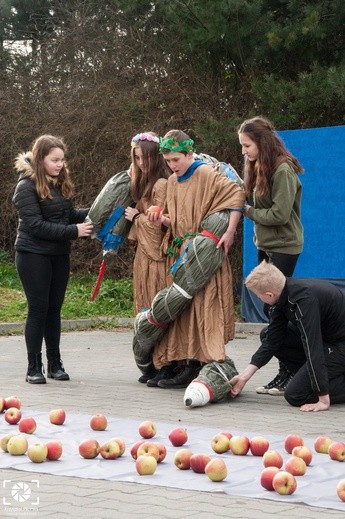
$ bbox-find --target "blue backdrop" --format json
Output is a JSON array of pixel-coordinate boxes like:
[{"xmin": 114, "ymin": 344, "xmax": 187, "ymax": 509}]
[{"xmin": 241, "ymin": 125, "xmax": 345, "ymax": 322}]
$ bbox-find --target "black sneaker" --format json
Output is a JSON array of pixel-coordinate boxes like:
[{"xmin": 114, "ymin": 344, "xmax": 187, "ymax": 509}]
[
  {"xmin": 147, "ymin": 364, "xmax": 176, "ymax": 387},
  {"xmin": 256, "ymin": 372, "xmax": 286, "ymax": 394},
  {"xmin": 268, "ymin": 372, "xmax": 294, "ymax": 396}
]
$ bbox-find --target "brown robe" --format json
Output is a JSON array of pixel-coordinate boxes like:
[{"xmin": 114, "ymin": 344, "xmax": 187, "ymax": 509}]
[
  {"xmin": 128, "ymin": 178, "xmax": 169, "ymax": 314},
  {"xmin": 152, "ymin": 164, "xmax": 245, "ymax": 368}
]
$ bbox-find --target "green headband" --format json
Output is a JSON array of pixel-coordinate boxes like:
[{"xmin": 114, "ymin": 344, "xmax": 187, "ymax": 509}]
[{"xmin": 159, "ymin": 137, "xmax": 194, "ymax": 154}]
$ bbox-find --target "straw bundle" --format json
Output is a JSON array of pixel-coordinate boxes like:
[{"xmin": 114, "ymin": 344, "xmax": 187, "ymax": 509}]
[{"xmin": 86, "ymin": 170, "xmax": 133, "ymax": 257}]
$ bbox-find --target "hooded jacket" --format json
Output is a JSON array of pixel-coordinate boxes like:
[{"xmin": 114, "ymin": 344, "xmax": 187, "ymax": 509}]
[
  {"xmin": 12, "ymin": 152, "xmax": 88, "ymax": 255},
  {"xmin": 246, "ymin": 162, "xmax": 303, "ymax": 254},
  {"xmin": 250, "ymin": 278, "xmax": 345, "ymax": 396}
]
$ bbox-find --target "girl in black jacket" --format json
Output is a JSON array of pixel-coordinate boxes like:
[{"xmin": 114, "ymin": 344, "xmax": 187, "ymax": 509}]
[{"xmin": 12, "ymin": 134, "xmax": 94, "ymax": 384}]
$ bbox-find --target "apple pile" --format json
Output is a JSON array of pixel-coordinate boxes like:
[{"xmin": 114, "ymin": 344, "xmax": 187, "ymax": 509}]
[{"xmin": 2, "ymin": 402, "xmax": 345, "ymax": 501}]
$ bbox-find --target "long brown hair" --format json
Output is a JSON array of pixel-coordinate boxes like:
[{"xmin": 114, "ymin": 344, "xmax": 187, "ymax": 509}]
[
  {"xmin": 32, "ymin": 135, "xmax": 74, "ymax": 200},
  {"xmin": 238, "ymin": 117, "xmax": 303, "ymax": 196},
  {"xmin": 130, "ymin": 132, "xmax": 170, "ymax": 202}
]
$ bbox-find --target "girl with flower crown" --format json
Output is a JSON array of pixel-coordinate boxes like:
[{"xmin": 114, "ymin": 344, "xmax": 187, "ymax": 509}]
[{"xmin": 124, "ymin": 132, "xmax": 172, "ymax": 382}]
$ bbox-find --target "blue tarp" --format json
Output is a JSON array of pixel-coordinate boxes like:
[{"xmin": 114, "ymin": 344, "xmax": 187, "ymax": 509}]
[{"xmin": 241, "ymin": 125, "xmax": 345, "ymax": 322}]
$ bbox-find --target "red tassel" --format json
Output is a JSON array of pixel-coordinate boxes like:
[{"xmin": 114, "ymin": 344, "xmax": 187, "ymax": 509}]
[{"xmin": 90, "ymin": 260, "xmax": 106, "ymax": 301}]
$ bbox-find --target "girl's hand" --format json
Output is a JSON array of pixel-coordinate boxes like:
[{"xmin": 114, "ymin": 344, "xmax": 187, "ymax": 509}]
[
  {"xmin": 77, "ymin": 222, "xmax": 94, "ymax": 237},
  {"xmin": 146, "ymin": 205, "xmax": 162, "ymax": 222},
  {"xmin": 124, "ymin": 206, "xmax": 139, "ymax": 222}
]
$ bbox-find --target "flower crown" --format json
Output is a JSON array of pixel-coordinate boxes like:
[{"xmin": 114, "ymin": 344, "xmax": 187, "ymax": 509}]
[
  {"xmin": 159, "ymin": 137, "xmax": 195, "ymax": 153},
  {"xmin": 131, "ymin": 133, "xmax": 159, "ymax": 144}
]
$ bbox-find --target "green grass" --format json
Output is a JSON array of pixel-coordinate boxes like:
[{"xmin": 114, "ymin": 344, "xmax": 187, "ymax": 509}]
[{"xmin": 0, "ymin": 260, "xmax": 134, "ymax": 323}]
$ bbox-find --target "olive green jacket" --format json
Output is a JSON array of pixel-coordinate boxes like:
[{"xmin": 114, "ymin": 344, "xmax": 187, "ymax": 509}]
[{"xmin": 246, "ymin": 162, "xmax": 303, "ymax": 254}]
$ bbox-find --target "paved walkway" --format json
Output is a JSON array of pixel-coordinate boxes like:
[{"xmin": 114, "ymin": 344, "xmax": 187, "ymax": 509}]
[{"xmin": 0, "ymin": 327, "xmax": 344, "ymax": 518}]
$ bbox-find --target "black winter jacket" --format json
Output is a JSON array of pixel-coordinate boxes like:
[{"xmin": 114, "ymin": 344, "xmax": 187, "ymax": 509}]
[
  {"xmin": 12, "ymin": 153, "xmax": 89, "ymax": 255},
  {"xmin": 250, "ymin": 278, "xmax": 345, "ymax": 396}
]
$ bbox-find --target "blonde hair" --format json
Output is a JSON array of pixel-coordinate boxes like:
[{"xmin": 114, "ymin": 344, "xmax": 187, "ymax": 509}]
[{"xmin": 245, "ymin": 260, "xmax": 285, "ymax": 296}]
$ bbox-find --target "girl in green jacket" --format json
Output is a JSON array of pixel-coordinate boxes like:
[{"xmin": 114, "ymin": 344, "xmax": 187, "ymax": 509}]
[{"xmin": 238, "ymin": 115, "xmax": 304, "ymax": 396}]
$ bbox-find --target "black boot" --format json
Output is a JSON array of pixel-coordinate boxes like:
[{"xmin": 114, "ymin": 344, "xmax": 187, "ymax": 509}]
[
  {"xmin": 138, "ymin": 367, "xmax": 158, "ymax": 384},
  {"xmin": 47, "ymin": 358, "xmax": 70, "ymax": 381},
  {"xmin": 157, "ymin": 361, "xmax": 201, "ymax": 389},
  {"xmin": 147, "ymin": 363, "xmax": 177, "ymax": 387},
  {"xmin": 26, "ymin": 353, "xmax": 46, "ymax": 384}
]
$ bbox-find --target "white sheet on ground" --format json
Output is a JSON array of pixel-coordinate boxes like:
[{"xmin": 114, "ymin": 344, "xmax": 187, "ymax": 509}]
[{"xmin": 0, "ymin": 411, "xmax": 344, "ymax": 511}]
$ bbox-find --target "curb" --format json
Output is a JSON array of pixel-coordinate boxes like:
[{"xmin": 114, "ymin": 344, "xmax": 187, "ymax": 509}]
[{"xmin": 0, "ymin": 318, "xmax": 266, "ymax": 336}]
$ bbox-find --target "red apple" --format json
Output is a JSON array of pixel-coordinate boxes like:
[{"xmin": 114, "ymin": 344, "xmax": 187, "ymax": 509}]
[
  {"xmin": 7, "ymin": 435, "xmax": 28, "ymax": 455},
  {"xmin": 147, "ymin": 206, "xmax": 162, "ymax": 219},
  {"xmin": 137, "ymin": 441, "xmax": 160, "ymax": 461},
  {"xmin": 111, "ymin": 437, "xmax": 126, "ymax": 456},
  {"xmin": 99, "ymin": 440, "xmax": 121, "ymax": 460},
  {"xmin": 156, "ymin": 442, "xmax": 167, "ymax": 463},
  {"xmin": 27, "ymin": 443, "xmax": 48, "ymax": 463},
  {"xmin": 262, "ymin": 450, "xmax": 284, "ymax": 469},
  {"xmin": 211, "ymin": 433, "xmax": 230, "ymax": 454},
  {"xmin": 250, "ymin": 436, "xmax": 270, "ymax": 456},
  {"xmin": 4, "ymin": 407, "xmax": 22, "ymax": 425},
  {"xmin": 90, "ymin": 414, "xmax": 107, "ymax": 431},
  {"xmin": 49, "ymin": 409, "xmax": 66, "ymax": 426},
  {"xmin": 314, "ymin": 435, "xmax": 332, "ymax": 454},
  {"xmin": 292, "ymin": 445, "xmax": 313, "ymax": 466},
  {"xmin": 79, "ymin": 438, "xmax": 100, "ymax": 459},
  {"xmin": 190, "ymin": 453, "xmax": 211, "ymax": 474},
  {"xmin": 174, "ymin": 448, "xmax": 193, "ymax": 470},
  {"xmin": 138, "ymin": 420, "xmax": 157, "ymax": 439},
  {"xmin": 260, "ymin": 466, "xmax": 280, "ymax": 491},
  {"xmin": 220, "ymin": 431, "xmax": 232, "ymax": 440},
  {"xmin": 46, "ymin": 440, "xmax": 63, "ymax": 461},
  {"xmin": 229, "ymin": 435, "xmax": 250, "ymax": 455},
  {"xmin": 328, "ymin": 441, "xmax": 345, "ymax": 461},
  {"xmin": 0, "ymin": 397, "xmax": 5, "ymax": 413},
  {"xmin": 205, "ymin": 458, "xmax": 227, "ymax": 482},
  {"xmin": 336, "ymin": 478, "xmax": 345, "ymax": 502},
  {"xmin": 285, "ymin": 456, "xmax": 307, "ymax": 476},
  {"xmin": 135, "ymin": 455, "xmax": 157, "ymax": 475},
  {"xmin": 18, "ymin": 417, "xmax": 37, "ymax": 434},
  {"xmin": 272, "ymin": 470, "xmax": 297, "ymax": 495},
  {"xmin": 168, "ymin": 426, "xmax": 188, "ymax": 447},
  {"xmin": 284, "ymin": 434, "xmax": 304, "ymax": 454},
  {"xmin": 4, "ymin": 396, "xmax": 21, "ymax": 410},
  {"xmin": 130, "ymin": 440, "xmax": 145, "ymax": 460}
]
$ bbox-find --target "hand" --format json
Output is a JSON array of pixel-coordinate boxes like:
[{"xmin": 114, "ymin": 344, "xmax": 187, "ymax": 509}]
[
  {"xmin": 77, "ymin": 222, "xmax": 94, "ymax": 237},
  {"xmin": 243, "ymin": 205, "xmax": 251, "ymax": 217},
  {"xmin": 124, "ymin": 206, "xmax": 139, "ymax": 222},
  {"xmin": 217, "ymin": 230, "xmax": 235, "ymax": 254},
  {"xmin": 300, "ymin": 395, "xmax": 330, "ymax": 412},
  {"xmin": 146, "ymin": 205, "xmax": 162, "ymax": 223},
  {"xmin": 229, "ymin": 375, "xmax": 246, "ymax": 398}
]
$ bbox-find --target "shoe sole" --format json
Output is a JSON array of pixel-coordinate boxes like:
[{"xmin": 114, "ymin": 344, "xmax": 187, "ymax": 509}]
[
  {"xmin": 26, "ymin": 378, "xmax": 46, "ymax": 384},
  {"xmin": 256, "ymin": 388, "xmax": 271, "ymax": 394},
  {"xmin": 47, "ymin": 374, "xmax": 70, "ymax": 380},
  {"xmin": 268, "ymin": 389, "xmax": 284, "ymax": 396}
]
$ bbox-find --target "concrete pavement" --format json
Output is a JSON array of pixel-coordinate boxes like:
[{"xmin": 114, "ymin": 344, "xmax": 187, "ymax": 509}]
[{"xmin": 0, "ymin": 326, "xmax": 344, "ymax": 518}]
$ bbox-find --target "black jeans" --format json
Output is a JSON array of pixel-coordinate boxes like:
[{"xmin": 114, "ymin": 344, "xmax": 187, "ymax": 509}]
[
  {"xmin": 258, "ymin": 250, "xmax": 300, "ymax": 278},
  {"xmin": 15, "ymin": 252, "xmax": 70, "ymax": 359},
  {"xmin": 266, "ymin": 324, "xmax": 345, "ymax": 406},
  {"xmin": 258, "ymin": 250, "xmax": 300, "ymax": 319}
]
